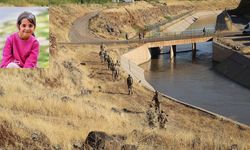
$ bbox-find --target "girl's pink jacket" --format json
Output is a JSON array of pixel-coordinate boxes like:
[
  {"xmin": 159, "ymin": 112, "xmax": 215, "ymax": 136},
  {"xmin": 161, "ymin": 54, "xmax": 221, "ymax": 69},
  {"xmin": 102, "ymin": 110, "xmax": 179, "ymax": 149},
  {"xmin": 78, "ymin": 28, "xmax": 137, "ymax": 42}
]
[{"xmin": 0, "ymin": 32, "xmax": 39, "ymax": 68}]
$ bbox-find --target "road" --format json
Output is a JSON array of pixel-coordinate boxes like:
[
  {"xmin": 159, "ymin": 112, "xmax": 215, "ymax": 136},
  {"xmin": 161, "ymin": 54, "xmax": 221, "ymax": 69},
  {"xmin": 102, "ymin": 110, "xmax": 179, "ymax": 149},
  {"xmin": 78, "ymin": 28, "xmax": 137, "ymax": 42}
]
[{"xmin": 68, "ymin": 11, "xmax": 109, "ymax": 43}]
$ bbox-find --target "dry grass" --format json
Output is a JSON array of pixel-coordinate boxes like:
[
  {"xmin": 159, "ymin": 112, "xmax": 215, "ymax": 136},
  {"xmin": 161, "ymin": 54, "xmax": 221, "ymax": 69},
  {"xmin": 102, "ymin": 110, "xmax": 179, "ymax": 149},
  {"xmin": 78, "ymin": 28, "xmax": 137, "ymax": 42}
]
[{"xmin": 0, "ymin": 2, "xmax": 250, "ymax": 149}]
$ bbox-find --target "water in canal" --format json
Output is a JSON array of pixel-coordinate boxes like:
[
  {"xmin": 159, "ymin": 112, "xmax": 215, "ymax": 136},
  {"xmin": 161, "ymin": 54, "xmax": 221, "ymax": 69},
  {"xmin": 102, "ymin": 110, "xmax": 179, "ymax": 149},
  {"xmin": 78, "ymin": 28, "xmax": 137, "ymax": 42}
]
[{"xmin": 140, "ymin": 15, "xmax": 250, "ymax": 125}]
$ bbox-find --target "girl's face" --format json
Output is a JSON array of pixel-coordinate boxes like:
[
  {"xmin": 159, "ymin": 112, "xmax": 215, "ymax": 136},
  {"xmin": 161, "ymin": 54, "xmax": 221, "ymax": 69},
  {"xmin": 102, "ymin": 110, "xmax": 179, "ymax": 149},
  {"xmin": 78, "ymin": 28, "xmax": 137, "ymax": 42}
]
[{"xmin": 18, "ymin": 18, "xmax": 35, "ymax": 40}]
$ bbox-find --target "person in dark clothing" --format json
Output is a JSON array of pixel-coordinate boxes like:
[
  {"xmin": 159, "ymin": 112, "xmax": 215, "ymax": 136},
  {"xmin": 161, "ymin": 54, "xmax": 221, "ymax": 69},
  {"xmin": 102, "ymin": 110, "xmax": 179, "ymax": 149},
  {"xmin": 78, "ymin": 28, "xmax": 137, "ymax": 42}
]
[
  {"xmin": 100, "ymin": 43, "xmax": 104, "ymax": 51},
  {"xmin": 127, "ymin": 74, "xmax": 133, "ymax": 95},
  {"xmin": 203, "ymin": 27, "xmax": 206, "ymax": 36},
  {"xmin": 152, "ymin": 90, "xmax": 160, "ymax": 113},
  {"xmin": 125, "ymin": 33, "xmax": 129, "ymax": 40}
]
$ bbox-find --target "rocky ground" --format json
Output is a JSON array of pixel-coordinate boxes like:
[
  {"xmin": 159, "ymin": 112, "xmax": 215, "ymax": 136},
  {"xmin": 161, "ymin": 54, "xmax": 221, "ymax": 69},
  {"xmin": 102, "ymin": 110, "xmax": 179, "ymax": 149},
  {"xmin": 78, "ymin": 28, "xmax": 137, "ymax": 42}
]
[
  {"xmin": 88, "ymin": 0, "xmax": 239, "ymax": 40},
  {"xmin": 1, "ymin": 1, "xmax": 250, "ymax": 149}
]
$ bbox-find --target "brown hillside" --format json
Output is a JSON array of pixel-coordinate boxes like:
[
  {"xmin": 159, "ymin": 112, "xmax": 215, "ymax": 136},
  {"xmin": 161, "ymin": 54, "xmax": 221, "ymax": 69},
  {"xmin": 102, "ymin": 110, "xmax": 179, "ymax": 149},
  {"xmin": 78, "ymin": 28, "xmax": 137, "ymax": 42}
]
[
  {"xmin": 89, "ymin": 1, "xmax": 192, "ymax": 40},
  {"xmin": 0, "ymin": 1, "xmax": 250, "ymax": 149}
]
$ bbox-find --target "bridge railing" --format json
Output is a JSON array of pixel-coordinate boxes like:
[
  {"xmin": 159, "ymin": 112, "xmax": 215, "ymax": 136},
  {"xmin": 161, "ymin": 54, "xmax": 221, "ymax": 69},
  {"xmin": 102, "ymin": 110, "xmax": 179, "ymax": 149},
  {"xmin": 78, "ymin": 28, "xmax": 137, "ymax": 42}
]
[
  {"xmin": 147, "ymin": 28, "xmax": 215, "ymax": 38},
  {"xmin": 143, "ymin": 28, "xmax": 215, "ymax": 43}
]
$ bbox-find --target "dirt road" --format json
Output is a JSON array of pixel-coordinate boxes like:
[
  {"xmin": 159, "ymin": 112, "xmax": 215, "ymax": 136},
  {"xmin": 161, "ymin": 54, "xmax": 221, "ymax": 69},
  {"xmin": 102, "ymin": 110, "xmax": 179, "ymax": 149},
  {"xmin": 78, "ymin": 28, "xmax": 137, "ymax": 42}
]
[{"xmin": 69, "ymin": 11, "xmax": 110, "ymax": 43}]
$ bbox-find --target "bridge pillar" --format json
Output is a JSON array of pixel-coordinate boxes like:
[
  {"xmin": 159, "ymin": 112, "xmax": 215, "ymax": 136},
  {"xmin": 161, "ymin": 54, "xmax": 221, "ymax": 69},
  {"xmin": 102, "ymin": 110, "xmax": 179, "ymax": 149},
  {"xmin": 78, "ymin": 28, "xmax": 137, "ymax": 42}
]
[
  {"xmin": 149, "ymin": 47, "xmax": 161, "ymax": 59},
  {"xmin": 192, "ymin": 43, "xmax": 197, "ymax": 59},
  {"xmin": 170, "ymin": 45, "xmax": 176, "ymax": 59}
]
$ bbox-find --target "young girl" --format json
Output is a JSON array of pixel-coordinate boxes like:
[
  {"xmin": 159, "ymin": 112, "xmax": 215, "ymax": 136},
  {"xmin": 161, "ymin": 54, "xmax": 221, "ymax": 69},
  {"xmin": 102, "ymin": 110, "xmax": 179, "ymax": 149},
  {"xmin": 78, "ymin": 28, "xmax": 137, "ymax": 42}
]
[{"xmin": 0, "ymin": 11, "xmax": 39, "ymax": 68}]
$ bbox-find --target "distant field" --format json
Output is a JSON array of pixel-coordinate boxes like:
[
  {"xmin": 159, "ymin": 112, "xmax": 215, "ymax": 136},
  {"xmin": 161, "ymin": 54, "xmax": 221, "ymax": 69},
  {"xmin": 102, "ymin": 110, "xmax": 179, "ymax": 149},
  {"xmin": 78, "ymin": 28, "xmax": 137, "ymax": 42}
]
[
  {"xmin": 0, "ymin": 0, "xmax": 48, "ymax": 6},
  {"xmin": 0, "ymin": 0, "xmax": 112, "ymax": 5},
  {"xmin": 49, "ymin": 0, "xmax": 111, "ymax": 5},
  {"xmin": 0, "ymin": 9, "xmax": 49, "ymax": 68}
]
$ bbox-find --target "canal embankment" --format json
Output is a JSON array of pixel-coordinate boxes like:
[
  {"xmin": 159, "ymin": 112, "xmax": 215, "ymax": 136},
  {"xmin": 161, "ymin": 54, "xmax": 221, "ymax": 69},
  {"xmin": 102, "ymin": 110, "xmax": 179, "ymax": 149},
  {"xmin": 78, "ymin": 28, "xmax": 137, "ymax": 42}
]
[
  {"xmin": 121, "ymin": 42, "xmax": 250, "ymax": 130},
  {"xmin": 161, "ymin": 10, "xmax": 222, "ymax": 33},
  {"xmin": 213, "ymin": 41, "xmax": 250, "ymax": 88},
  {"xmin": 213, "ymin": 9, "xmax": 250, "ymax": 88},
  {"xmin": 120, "ymin": 10, "xmax": 250, "ymax": 128}
]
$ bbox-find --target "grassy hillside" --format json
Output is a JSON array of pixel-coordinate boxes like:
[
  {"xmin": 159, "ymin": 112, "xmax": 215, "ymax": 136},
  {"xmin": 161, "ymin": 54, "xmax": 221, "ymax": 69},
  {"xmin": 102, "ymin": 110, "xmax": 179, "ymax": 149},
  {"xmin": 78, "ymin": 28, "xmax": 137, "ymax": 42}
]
[
  {"xmin": 49, "ymin": 0, "xmax": 111, "ymax": 5},
  {"xmin": 0, "ymin": 1, "xmax": 250, "ymax": 149}
]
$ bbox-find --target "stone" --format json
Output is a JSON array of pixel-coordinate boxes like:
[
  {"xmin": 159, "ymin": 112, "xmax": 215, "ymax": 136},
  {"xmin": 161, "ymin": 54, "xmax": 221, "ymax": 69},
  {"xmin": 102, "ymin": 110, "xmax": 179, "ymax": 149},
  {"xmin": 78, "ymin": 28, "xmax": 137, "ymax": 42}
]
[
  {"xmin": 61, "ymin": 96, "xmax": 72, "ymax": 102},
  {"xmin": 80, "ymin": 62, "xmax": 86, "ymax": 65},
  {"xmin": 31, "ymin": 132, "xmax": 39, "ymax": 141},
  {"xmin": 85, "ymin": 131, "xmax": 121, "ymax": 150},
  {"xmin": 73, "ymin": 142, "xmax": 84, "ymax": 149},
  {"xmin": 121, "ymin": 144, "xmax": 137, "ymax": 150},
  {"xmin": 53, "ymin": 144, "xmax": 62, "ymax": 150},
  {"xmin": 231, "ymin": 144, "xmax": 238, "ymax": 150}
]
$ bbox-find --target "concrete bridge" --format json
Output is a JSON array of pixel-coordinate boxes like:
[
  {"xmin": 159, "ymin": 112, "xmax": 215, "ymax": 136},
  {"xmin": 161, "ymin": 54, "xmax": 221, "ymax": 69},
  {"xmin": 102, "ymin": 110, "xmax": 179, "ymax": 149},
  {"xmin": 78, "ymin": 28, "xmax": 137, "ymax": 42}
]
[
  {"xmin": 61, "ymin": 29, "xmax": 240, "ymax": 59},
  {"xmin": 145, "ymin": 32, "xmax": 213, "ymax": 60}
]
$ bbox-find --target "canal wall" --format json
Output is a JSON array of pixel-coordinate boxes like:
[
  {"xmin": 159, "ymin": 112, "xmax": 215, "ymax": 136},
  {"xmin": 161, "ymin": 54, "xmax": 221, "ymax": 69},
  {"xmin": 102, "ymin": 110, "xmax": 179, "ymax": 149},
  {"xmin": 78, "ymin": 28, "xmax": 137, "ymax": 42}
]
[
  {"xmin": 121, "ymin": 44, "xmax": 155, "ymax": 91},
  {"xmin": 162, "ymin": 10, "xmax": 222, "ymax": 33},
  {"xmin": 215, "ymin": 10, "xmax": 233, "ymax": 31},
  {"xmin": 213, "ymin": 41, "xmax": 250, "ymax": 88}
]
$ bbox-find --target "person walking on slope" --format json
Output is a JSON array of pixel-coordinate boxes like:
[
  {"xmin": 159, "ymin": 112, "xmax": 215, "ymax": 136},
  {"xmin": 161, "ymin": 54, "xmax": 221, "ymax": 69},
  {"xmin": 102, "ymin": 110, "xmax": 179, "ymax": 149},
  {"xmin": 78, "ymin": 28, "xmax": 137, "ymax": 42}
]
[
  {"xmin": 152, "ymin": 90, "xmax": 160, "ymax": 113},
  {"xmin": 127, "ymin": 74, "xmax": 133, "ymax": 95},
  {"xmin": 125, "ymin": 33, "xmax": 129, "ymax": 40},
  {"xmin": 99, "ymin": 48, "xmax": 105, "ymax": 63},
  {"xmin": 100, "ymin": 43, "xmax": 105, "ymax": 51},
  {"xmin": 146, "ymin": 104, "xmax": 157, "ymax": 128},
  {"xmin": 203, "ymin": 27, "xmax": 206, "ymax": 36},
  {"xmin": 158, "ymin": 110, "xmax": 168, "ymax": 129}
]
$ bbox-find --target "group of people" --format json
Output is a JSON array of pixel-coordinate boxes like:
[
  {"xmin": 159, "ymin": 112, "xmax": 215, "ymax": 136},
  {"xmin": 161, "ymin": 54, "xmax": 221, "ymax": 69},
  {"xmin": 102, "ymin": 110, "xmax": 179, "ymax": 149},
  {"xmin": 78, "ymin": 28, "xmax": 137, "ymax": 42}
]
[
  {"xmin": 146, "ymin": 91, "xmax": 168, "ymax": 129},
  {"xmin": 99, "ymin": 44, "xmax": 120, "ymax": 81},
  {"xmin": 99, "ymin": 44, "xmax": 168, "ymax": 129},
  {"xmin": 99, "ymin": 44, "xmax": 135, "ymax": 95},
  {"xmin": 124, "ymin": 32, "xmax": 145, "ymax": 40}
]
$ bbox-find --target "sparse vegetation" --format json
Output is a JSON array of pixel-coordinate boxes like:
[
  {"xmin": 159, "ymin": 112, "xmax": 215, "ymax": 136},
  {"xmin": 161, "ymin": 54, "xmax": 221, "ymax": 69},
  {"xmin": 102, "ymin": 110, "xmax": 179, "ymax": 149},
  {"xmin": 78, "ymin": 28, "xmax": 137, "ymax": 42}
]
[
  {"xmin": 0, "ymin": 0, "xmax": 48, "ymax": 6},
  {"xmin": 49, "ymin": 0, "xmax": 112, "ymax": 5},
  {"xmin": 0, "ymin": 1, "xmax": 249, "ymax": 149}
]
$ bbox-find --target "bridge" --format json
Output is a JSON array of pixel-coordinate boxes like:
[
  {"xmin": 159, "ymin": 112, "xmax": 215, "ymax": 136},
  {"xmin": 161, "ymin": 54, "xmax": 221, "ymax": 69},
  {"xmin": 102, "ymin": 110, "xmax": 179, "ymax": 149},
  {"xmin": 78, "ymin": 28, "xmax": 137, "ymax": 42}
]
[{"xmin": 60, "ymin": 28, "xmax": 240, "ymax": 60}]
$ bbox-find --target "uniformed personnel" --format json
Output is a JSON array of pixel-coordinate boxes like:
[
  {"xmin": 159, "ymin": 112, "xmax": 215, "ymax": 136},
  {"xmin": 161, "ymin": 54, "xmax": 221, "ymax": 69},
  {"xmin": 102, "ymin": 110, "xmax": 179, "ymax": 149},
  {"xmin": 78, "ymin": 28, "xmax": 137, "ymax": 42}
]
[
  {"xmin": 127, "ymin": 74, "xmax": 133, "ymax": 95},
  {"xmin": 158, "ymin": 110, "xmax": 168, "ymax": 129},
  {"xmin": 146, "ymin": 104, "xmax": 157, "ymax": 128},
  {"xmin": 152, "ymin": 91, "xmax": 160, "ymax": 113}
]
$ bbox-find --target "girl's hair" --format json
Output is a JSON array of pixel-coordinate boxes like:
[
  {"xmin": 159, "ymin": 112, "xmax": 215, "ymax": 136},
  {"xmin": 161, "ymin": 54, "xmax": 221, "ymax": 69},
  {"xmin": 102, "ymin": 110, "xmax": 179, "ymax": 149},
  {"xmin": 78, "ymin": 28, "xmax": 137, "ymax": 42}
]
[{"xmin": 17, "ymin": 11, "xmax": 36, "ymax": 36}]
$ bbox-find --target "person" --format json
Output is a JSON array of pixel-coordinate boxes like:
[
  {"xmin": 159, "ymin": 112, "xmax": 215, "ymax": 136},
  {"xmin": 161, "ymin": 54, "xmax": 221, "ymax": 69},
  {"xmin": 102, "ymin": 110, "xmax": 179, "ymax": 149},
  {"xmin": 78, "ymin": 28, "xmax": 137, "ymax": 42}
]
[
  {"xmin": 114, "ymin": 62, "xmax": 119, "ymax": 80},
  {"xmin": 146, "ymin": 104, "xmax": 156, "ymax": 128},
  {"xmin": 107, "ymin": 56, "xmax": 112, "ymax": 70},
  {"xmin": 152, "ymin": 91, "xmax": 160, "ymax": 113},
  {"xmin": 158, "ymin": 110, "xmax": 168, "ymax": 129},
  {"xmin": 139, "ymin": 32, "xmax": 142, "ymax": 40},
  {"xmin": 103, "ymin": 50, "xmax": 108, "ymax": 62},
  {"xmin": 125, "ymin": 33, "xmax": 128, "ymax": 40},
  {"xmin": 100, "ymin": 43, "xmax": 105, "ymax": 51},
  {"xmin": 0, "ymin": 11, "xmax": 39, "ymax": 68},
  {"xmin": 127, "ymin": 74, "xmax": 133, "ymax": 95},
  {"xmin": 115, "ymin": 60, "xmax": 120, "ymax": 67},
  {"xmin": 99, "ymin": 48, "xmax": 105, "ymax": 63},
  {"xmin": 203, "ymin": 27, "xmax": 206, "ymax": 36},
  {"xmin": 111, "ymin": 63, "xmax": 116, "ymax": 81}
]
